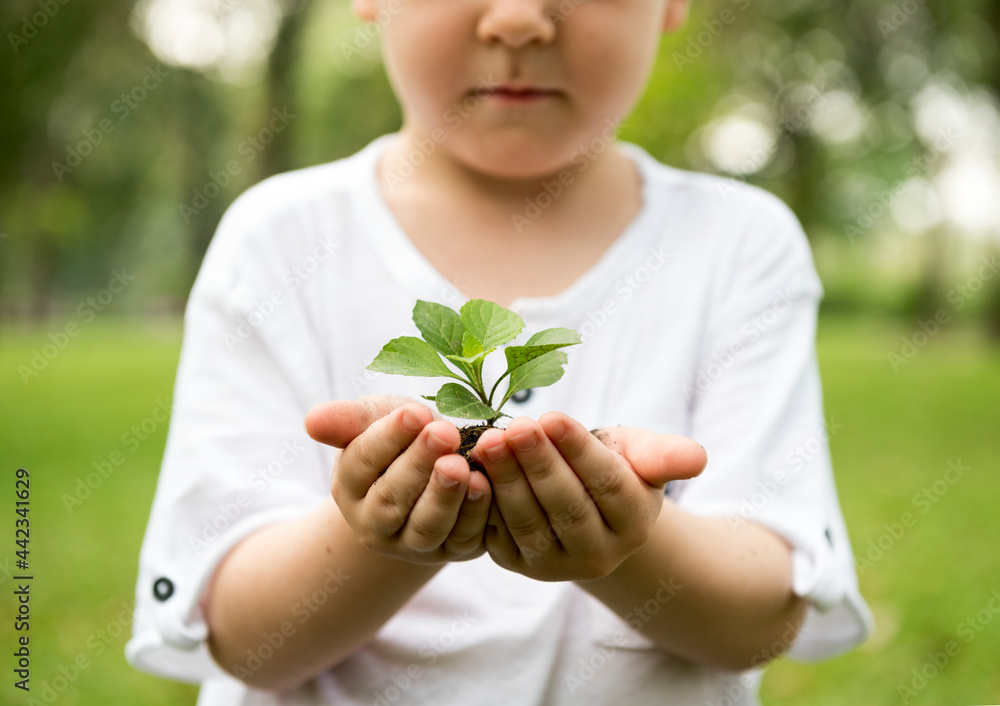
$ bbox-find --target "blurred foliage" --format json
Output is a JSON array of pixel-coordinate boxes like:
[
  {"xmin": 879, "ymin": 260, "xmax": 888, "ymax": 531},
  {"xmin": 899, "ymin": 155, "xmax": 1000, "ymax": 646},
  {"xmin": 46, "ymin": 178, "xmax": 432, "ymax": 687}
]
[{"xmin": 1, "ymin": 0, "xmax": 1000, "ymax": 328}]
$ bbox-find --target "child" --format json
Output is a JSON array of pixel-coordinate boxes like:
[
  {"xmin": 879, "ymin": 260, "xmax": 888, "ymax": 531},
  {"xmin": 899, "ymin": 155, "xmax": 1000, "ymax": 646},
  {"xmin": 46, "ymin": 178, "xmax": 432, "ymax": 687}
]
[{"xmin": 126, "ymin": 0, "xmax": 872, "ymax": 702}]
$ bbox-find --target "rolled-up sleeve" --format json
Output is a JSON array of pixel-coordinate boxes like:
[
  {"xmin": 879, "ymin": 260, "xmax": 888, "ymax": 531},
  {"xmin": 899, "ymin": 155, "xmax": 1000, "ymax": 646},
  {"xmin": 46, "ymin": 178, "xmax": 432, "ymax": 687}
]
[
  {"xmin": 126, "ymin": 187, "xmax": 339, "ymax": 682},
  {"xmin": 675, "ymin": 195, "xmax": 873, "ymax": 661}
]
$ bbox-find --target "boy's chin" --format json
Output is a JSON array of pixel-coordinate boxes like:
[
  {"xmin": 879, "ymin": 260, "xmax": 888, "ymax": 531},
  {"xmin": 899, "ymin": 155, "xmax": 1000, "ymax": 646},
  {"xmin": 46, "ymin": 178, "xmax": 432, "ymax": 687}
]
[{"xmin": 448, "ymin": 138, "xmax": 593, "ymax": 182}]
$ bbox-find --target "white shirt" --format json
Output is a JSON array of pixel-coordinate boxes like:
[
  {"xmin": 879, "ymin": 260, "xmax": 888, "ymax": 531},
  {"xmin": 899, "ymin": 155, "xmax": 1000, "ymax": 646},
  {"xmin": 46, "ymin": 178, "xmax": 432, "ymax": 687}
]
[{"xmin": 126, "ymin": 133, "xmax": 873, "ymax": 705}]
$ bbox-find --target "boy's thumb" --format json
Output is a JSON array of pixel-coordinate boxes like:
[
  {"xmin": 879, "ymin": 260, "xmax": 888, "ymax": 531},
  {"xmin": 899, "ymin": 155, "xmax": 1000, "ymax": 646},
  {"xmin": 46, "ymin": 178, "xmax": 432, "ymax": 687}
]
[
  {"xmin": 595, "ymin": 426, "xmax": 707, "ymax": 488},
  {"xmin": 304, "ymin": 395, "xmax": 422, "ymax": 449}
]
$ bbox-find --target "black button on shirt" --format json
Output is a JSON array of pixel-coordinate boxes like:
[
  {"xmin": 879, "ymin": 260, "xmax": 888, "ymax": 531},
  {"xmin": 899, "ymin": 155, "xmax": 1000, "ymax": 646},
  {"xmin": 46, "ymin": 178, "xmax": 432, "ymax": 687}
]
[{"xmin": 153, "ymin": 577, "xmax": 174, "ymax": 601}]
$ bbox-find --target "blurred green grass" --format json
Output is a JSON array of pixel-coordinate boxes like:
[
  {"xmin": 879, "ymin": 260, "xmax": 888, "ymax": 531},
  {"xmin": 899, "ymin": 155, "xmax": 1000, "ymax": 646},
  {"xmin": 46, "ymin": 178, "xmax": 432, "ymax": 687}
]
[
  {"xmin": 1, "ymin": 316, "xmax": 998, "ymax": 705},
  {"xmin": 0, "ymin": 318, "xmax": 198, "ymax": 705}
]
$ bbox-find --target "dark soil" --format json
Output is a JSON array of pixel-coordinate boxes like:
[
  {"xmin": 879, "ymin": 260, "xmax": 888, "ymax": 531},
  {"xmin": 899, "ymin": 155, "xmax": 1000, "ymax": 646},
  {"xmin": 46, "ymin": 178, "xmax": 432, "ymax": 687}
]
[
  {"xmin": 457, "ymin": 425, "xmax": 604, "ymax": 473},
  {"xmin": 458, "ymin": 424, "xmax": 493, "ymax": 473}
]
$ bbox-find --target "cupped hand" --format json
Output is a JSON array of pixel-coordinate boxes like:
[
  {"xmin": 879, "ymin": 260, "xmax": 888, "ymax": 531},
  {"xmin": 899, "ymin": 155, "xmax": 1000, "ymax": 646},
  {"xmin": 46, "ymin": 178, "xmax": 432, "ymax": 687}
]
[
  {"xmin": 305, "ymin": 395, "xmax": 493, "ymax": 564},
  {"xmin": 474, "ymin": 413, "xmax": 707, "ymax": 582}
]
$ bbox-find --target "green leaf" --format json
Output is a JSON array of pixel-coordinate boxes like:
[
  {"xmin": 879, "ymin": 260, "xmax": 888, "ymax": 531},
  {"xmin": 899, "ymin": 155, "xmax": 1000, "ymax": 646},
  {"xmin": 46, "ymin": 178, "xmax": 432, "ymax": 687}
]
[
  {"xmin": 462, "ymin": 332, "xmax": 484, "ymax": 358},
  {"xmin": 367, "ymin": 336, "xmax": 461, "ymax": 379},
  {"xmin": 444, "ymin": 334, "xmax": 492, "ymax": 366},
  {"xmin": 445, "ymin": 350, "xmax": 490, "ymax": 367},
  {"xmin": 412, "ymin": 300, "xmax": 465, "ymax": 357},
  {"xmin": 500, "ymin": 350, "xmax": 568, "ymax": 408},
  {"xmin": 503, "ymin": 327, "xmax": 581, "ymax": 373},
  {"xmin": 524, "ymin": 327, "xmax": 582, "ymax": 347},
  {"xmin": 433, "ymin": 383, "xmax": 500, "ymax": 421},
  {"xmin": 460, "ymin": 299, "xmax": 524, "ymax": 352}
]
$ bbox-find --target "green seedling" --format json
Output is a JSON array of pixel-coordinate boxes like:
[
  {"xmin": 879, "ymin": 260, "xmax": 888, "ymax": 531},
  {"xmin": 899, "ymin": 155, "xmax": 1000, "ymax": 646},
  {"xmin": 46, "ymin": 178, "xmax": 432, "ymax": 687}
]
[{"xmin": 367, "ymin": 299, "xmax": 581, "ymax": 470}]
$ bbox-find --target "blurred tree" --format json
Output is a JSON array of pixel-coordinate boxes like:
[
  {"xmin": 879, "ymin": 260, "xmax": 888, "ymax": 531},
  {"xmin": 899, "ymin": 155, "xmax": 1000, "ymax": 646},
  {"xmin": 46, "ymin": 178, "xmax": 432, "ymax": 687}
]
[
  {"xmin": 261, "ymin": 0, "xmax": 309, "ymax": 178},
  {"xmin": 3, "ymin": 0, "xmax": 998, "ymax": 330},
  {"xmin": 1, "ymin": 0, "xmax": 236, "ymax": 319},
  {"xmin": 635, "ymin": 0, "xmax": 1000, "ymax": 322},
  {"xmin": 2, "ymin": 0, "xmax": 112, "ymax": 318},
  {"xmin": 174, "ymin": 70, "xmax": 233, "ymax": 294}
]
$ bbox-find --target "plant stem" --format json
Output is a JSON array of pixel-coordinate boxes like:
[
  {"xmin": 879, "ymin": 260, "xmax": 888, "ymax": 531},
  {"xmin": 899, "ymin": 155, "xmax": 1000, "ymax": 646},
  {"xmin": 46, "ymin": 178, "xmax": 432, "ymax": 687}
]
[
  {"xmin": 469, "ymin": 367, "xmax": 485, "ymax": 400},
  {"xmin": 487, "ymin": 370, "xmax": 512, "ymax": 406}
]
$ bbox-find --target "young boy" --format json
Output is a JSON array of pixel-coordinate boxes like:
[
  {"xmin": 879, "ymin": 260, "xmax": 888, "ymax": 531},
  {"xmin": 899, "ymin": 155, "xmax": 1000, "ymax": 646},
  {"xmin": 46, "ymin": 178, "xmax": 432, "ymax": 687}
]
[{"xmin": 126, "ymin": 0, "xmax": 872, "ymax": 703}]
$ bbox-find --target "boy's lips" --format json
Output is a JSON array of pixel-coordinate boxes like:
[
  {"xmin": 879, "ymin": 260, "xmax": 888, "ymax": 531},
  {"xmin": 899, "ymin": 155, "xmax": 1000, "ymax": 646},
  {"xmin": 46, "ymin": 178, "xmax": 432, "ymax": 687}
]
[{"xmin": 476, "ymin": 84, "xmax": 563, "ymax": 103}]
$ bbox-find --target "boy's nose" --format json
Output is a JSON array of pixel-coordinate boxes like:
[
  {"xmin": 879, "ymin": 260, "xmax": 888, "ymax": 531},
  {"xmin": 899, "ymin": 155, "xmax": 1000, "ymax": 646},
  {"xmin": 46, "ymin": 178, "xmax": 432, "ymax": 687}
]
[{"xmin": 476, "ymin": 0, "xmax": 556, "ymax": 49}]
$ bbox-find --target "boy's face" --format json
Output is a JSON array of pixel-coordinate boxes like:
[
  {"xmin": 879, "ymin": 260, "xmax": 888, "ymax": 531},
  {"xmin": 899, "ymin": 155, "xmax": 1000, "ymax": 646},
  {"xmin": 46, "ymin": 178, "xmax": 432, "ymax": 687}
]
[{"xmin": 354, "ymin": 0, "xmax": 690, "ymax": 179}]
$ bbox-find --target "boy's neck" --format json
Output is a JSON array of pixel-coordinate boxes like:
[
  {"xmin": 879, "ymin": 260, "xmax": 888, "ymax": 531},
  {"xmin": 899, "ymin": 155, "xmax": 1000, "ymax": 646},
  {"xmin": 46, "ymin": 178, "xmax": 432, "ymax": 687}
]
[
  {"xmin": 372, "ymin": 124, "xmax": 645, "ymax": 307},
  {"xmin": 379, "ymin": 125, "xmax": 639, "ymax": 218}
]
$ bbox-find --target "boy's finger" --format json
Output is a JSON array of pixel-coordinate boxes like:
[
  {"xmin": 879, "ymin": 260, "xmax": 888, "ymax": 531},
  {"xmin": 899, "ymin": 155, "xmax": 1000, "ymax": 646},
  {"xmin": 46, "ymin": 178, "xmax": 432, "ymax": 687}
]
[
  {"xmin": 483, "ymin": 500, "xmax": 521, "ymax": 569},
  {"xmin": 364, "ymin": 420, "xmax": 461, "ymax": 532},
  {"xmin": 539, "ymin": 412, "xmax": 640, "ymax": 535},
  {"xmin": 593, "ymin": 426, "xmax": 708, "ymax": 486},
  {"xmin": 335, "ymin": 404, "xmax": 434, "ymax": 500},
  {"xmin": 305, "ymin": 395, "xmax": 428, "ymax": 448},
  {"xmin": 443, "ymin": 474, "xmax": 493, "ymax": 557},
  {"xmin": 396, "ymin": 454, "xmax": 470, "ymax": 554},
  {"xmin": 477, "ymin": 424, "xmax": 555, "ymax": 558},
  {"xmin": 504, "ymin": 416, "xmax": 604, "ymax": 549}
]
